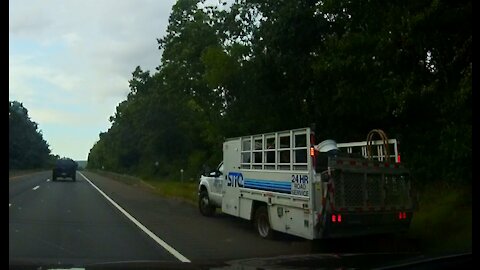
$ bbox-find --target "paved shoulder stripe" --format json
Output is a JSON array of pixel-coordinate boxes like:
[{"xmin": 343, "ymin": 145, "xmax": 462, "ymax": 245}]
[{"xmin": 78, "ymin": 172, "xmax": 190, "ymax": 263}]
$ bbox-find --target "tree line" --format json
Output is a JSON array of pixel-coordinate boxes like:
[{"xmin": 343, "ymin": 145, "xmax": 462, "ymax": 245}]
[
  {"xmin": 9, "ymin": 101, "xmax": 57, "ymax": 169},
  {"xmin": 87, "ymin": 0, "xmax": 471, "ymax": 185}
]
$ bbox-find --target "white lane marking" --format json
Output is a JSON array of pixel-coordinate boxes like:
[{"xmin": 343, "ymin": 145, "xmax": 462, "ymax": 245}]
[
  {"xmin": 78, "ymin": 172, "xmax": 191, "ymax": 263},
  {"xmin": 32, "ymin": 185, "xmax": 40, "ymax": 190},
  {"xmin": 46, "ymin": 179, "xmax": 50, "ymax": 182}
]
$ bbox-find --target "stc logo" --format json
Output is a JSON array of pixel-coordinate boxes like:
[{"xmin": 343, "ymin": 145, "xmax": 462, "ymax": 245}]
[{"xmin": 227, "ymin": 172, "xmax": 244, "ymax": 187}]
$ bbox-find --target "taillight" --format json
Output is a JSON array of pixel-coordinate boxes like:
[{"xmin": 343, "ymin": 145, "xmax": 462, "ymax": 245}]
[
  {"xmin": 398, "ymin": 212, "xmax": 407, "ymax": 220},
  {"xmin": 310, "ymin": 133, "xmax": 316, "ymax": 168},
  {"xmin": 331, "ymin": 214, "xmax": 342, "ymax": 223},
  {"xmin": 398, "ymin": 212, "xmax": 402, "ymax": 219},
  {"xmin": 403, "ymin": 212, "xmax": 407, "ymax": 219},
  {"xmin": 396, "ymin": 140, "xmax": 401, "ymax": 163}
]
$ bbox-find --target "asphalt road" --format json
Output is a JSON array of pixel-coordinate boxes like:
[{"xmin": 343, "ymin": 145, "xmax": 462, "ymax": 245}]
[
  {"xmin": 9, "ymin": 171, "xmax": 175, "ymax": 266},
  {"xmin": 9, "ymin": 170, "xmax": 419, "ymax": 267}
]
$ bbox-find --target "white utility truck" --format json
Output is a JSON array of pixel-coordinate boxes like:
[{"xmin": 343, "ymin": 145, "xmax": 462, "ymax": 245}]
[{"xmin": 198, "ymin": 127, "xmax": 416, "ymax": 239}]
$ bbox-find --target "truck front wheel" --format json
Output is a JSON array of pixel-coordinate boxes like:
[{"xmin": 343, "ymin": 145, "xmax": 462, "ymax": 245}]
[
  {"xmin": 254, "ymin": 206, "xmax": 274, "ymax": 239},
  {"xmin": 199, "ymin": 190, "xmax": 215, "ymax": 217}
]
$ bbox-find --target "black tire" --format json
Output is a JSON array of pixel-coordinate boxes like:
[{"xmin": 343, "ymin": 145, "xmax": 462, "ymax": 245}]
[
  {"xmin": 254, "ymin": 206, "xmax": 274, "ymax": 239},
  {"xmin": 52, "ymin": 174, "xmax": 57, "ymax": 181},
  {"xmin": 198, "ymin": 190, "xmax": 215, "ymax": 216},
  {"xmin": 72, "ymin": 173, "xmax": 76, "ymax": 181}
]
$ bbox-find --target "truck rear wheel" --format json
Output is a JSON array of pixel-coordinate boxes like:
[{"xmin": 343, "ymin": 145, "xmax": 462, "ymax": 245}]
[
  {"xmin": 199, "ymin": 190, "xmax": 215, "ymax": 217},
  {"xmin": 254, "ymin": 206, "xmax": 274, "ymax": 239}
]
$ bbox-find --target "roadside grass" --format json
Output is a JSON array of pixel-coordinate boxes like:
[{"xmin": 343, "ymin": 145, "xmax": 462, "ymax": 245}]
[
  {"xmin": 87, "ymin": 169, "xmax": 198, "ymax": 205},
  {"xmin": 9, "ymin": 169, "xmax": 46, "ymax": 178},
  {"xmin": 143, "ymin": 179, "xmax": 198, "ymax": 206},
  {"xmin": 408, "ymin": 182, "xmax": 472, "ymax": 254},
  {"xmin": 87, "ymin": 170, "xmax": 141, "ymax": 186}
]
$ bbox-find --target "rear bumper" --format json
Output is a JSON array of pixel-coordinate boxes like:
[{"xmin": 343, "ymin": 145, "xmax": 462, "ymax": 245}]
[
  {"xmin": 318, "ymin": 212, "xmax": 413, "ymax": 239},
  {"xmin": 53, "ymin": 169, "xmax": 76, "ymax": 177}
]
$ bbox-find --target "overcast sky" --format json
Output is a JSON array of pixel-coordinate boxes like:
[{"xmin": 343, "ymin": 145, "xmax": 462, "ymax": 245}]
[{"xmin": 9, "ymin": 0, "xmax": 178, "ymax": 160}]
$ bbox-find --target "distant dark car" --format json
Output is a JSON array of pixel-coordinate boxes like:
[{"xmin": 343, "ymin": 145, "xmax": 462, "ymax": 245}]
[{"xmin": 52, "ymin": 158, "xmax": 78, "ymax": 181}]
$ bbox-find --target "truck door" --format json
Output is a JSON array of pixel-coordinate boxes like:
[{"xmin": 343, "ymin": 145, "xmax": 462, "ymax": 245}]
[
  {"xmin": 222, "ymin": 139, "xmax": 241, "ymax": 217},
  {"xmin": 209, "ymin": 162, "xmax": 224, "ymax": 205}
]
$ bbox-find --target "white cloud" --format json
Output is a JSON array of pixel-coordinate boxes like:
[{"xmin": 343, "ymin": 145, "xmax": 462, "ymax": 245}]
[
  {"xmin": 9, "ymin": 2, "xmax": 54, "ymax": 38},
  {"xmin": 62, "ymin": 32, "xmax": 82, "ymax": 46},
  {"xmin": 9, "ymin": 0, "xmax": 177, "ymax": 160},
  {"xmin": 32, "ymin": 108, "xmax": 82, "ymax": 126}
]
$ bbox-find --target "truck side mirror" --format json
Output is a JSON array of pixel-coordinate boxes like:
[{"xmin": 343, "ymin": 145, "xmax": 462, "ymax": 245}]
[{"xmin": 209, "ymin": 170, "xmax": 222, "ymax": 177}]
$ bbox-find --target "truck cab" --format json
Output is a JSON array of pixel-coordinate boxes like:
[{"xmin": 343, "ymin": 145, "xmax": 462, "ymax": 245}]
[{"xmin": 198, "ymin": 162, "xmax": 224, "ymax": 216}]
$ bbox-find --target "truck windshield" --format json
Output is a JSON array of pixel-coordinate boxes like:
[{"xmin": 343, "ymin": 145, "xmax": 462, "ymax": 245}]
[{"xmin": 218, "ymin": 163, "xmax": 224, "ymax": 174}]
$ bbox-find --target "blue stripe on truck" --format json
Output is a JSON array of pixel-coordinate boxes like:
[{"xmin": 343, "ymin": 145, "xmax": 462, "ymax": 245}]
[{"xmin": 243, "ymin": 179, "xmax": 291, "ymax": 193}]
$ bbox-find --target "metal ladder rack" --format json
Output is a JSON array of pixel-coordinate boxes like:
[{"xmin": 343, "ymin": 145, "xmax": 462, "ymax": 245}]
[{"xmin": 336, "ymin": 139, "xmax": 400, "ymax": 163}]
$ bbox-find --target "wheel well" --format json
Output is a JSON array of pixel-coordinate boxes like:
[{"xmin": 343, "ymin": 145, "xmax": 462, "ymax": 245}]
[
  {"xmin": 251, "ymin": 200, "xmax": 267, "ymax": 221},
  {"xmin": 199, "ymin": 185, "xmax": 207, "ymax": 193}
]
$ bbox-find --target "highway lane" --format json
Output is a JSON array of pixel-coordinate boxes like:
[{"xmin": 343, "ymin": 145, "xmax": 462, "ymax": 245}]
[
  {"xmin": 9, "ymin": 171, "xmax": 51, "ymax": 199},
  {"xmin": 9, "ymin": 171, "xmax": 178, "ymax": 266},
  {"xmin": 10, "ymin": 170, "xmax": 417, "ymax": 267}
]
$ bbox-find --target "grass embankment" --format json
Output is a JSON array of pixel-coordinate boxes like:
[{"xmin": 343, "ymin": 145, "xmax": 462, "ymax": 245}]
[
  {"xmin": 408, "ymin": 182, "xmax": 472, "ymax": 254},
  {"xmin": 144, "ymin": 180, "xmax": 198, "ymax": 205},
  {"xmin": 9, "ymin": 169, "xmax": 46, "ymax": 178},
  {"xmin": 88, "ymin": 169, "xmax": 198, "ymax": 205}
]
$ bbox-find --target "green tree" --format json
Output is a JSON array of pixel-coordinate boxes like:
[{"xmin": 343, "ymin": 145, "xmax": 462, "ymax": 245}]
[
  {"xmin": 9, "ymin": 101, "xmax": 52, "ymax": 169},
  {"xmin": 88, "ymin": 0, "xmax": 471, "ymax": 185}
]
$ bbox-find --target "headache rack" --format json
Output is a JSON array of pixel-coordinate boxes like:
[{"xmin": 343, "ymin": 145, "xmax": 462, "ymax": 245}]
[
  {"xmin": 323, "ymin": 129, "xmax": 411, "ymax": 212},
  {"xmin": 326, "ymin": 157, "xmax": 413, "ymax": 211}
]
